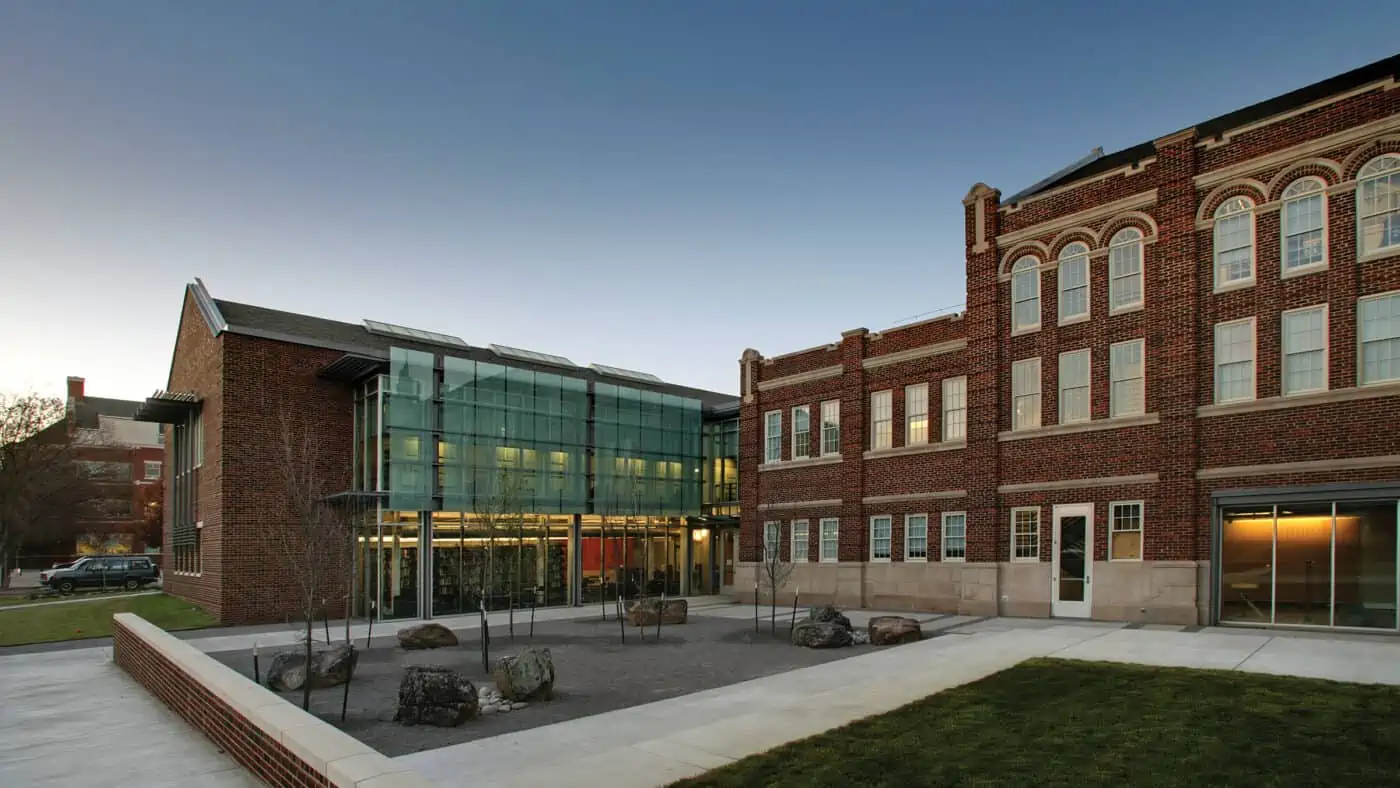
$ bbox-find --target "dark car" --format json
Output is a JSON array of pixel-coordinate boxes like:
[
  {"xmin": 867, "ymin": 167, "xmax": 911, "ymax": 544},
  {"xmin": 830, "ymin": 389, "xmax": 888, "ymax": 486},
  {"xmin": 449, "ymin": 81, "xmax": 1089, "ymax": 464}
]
[{"xmin": 46, "ymin": 556, "xmax": 160, "ymax": 593}]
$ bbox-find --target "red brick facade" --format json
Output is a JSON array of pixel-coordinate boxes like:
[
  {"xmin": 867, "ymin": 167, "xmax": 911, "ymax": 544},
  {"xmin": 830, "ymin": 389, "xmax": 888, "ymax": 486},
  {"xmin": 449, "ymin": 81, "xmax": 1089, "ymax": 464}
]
[{"xmin": 739, "ymin": 59, "xmax": 1400, "ymax": 624}]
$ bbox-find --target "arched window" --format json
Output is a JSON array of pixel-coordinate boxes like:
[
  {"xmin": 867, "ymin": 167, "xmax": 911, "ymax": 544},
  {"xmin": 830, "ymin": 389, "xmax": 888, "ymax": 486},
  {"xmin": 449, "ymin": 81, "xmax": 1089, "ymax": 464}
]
[
  {"xmin": 1010, "ymin": 256, "xmax": 1041, "ymax": 332},
  {"xmin": 1358, "ymin": 155, "xmax": 1400, "ymax": 258},
  {"xmin": 1057, "ymin": 242, "xmax": 1090, "ymax": 323},
  {"xmin": 1281, "ymin": 177, "xmax": 1327, "ymax": 274},
  {"xmin": 1214, "ymin": 197, "xmax": 1255, "ymax": 289},
  {"xmin": 1108, "ymin": 228, "xmax": 1144, "ymax": 311}
]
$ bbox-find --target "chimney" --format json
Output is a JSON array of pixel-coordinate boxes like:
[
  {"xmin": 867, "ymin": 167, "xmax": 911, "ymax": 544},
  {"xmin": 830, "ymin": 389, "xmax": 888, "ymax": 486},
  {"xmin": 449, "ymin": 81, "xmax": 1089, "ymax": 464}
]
[{"xmin": 67, "ymin": 376, "xmax": 85, "ymax": 400}]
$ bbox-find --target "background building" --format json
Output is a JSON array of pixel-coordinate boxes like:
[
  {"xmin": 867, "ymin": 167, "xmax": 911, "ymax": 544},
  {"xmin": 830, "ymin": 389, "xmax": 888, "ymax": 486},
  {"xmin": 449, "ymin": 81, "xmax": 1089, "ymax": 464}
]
[
  {"xmin": 137, "ymin": 280, "xmax": 738, "ymax": 624},
  {"xmin": 739, "ymin": 53, "xmax": 1400, "ymax": 631}
]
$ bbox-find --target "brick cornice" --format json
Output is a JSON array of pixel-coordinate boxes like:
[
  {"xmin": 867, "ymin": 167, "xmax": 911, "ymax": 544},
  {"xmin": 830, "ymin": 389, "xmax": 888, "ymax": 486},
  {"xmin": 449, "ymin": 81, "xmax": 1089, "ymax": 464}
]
[
  {"xmin": 755, "ymin": 365, "xmax": 843, "ymax": 392},
  {"xmin": 861, "ymin": 339, "xmax": 967, "ymax": 370}
]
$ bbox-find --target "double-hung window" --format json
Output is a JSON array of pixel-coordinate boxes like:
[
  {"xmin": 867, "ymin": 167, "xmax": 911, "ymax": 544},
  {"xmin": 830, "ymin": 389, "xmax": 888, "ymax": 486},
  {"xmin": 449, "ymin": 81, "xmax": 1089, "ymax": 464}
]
[
  {"xmin": 941, "ymin": 377, "xmax": 966, "ymax": 442},
  {"xmin": 1011, "ymin": 358, "xmax": 1041, "ymax": 431},
  {"xmin": 870, "ymin": 390, "xmax": 892, "ymax": 450},
  {"xmin": 1011, "ymin": 256, "xmax": 1041, "ymax": 332},
  {"xmin": 1109, "ymin": 339, "xmax": 1145, "ymax": 417},
  {"xmin": 1214, "ymin": 197, "xmax": 1256, "ymax": 289},
  {"xmin": 791, "ymin": 519, "xmax": 809, "ymax": 563},
  {"xmin": 1358, "ymin": 155, "xmax": 1400, "ymax": 258},
  {"xmin": 1108, "ymin": 228, "xmax": 1144, "ymax": 311},
  {"xmin": 1058, "ymin": 243, "xmax": 1089, "ymax": 323},
  {"xmin": 1109, "ymin": 501, "xmax": 1144, "ymax": 560},
  {"xmin": 819, "ymin": 518, "xmax": 839, "ymax": 563},
  {"xmin": 764, "ymin": 521, "xmax": 781, "ymax": 563},
  {"xmin": 1282, "ymin": 178, "xmax": 1327, "ymax": 274},
  {"xmin": 763, "ymin": 410, "xmax": 782, "ymax": 463},
  {"xmin": 1281, "ymin": 305, "xmax": 1328, "ymax": 395},
  {"xmin": 869, "ymin": 516, "xmax": 892, "ymax": 561},
  {"xmin": 941, "ymin": 512, "xmax": 966, "ymax": 561},
  {"xmin": 904, "ymin": 514, "xmax": 928, "ymax": 561},
  {"xmin": 791, "ymin": 405, "xmax": 811, "ymax": 459},
  {"xmin": 1058, "ymin": 349, "xmax": 1090, "ymax": 424},
  {"xmin": 1359, "ymin": 291, "xmax": 1400, "ymax": 385},
  {"xmin": 1011, "ymin": 507, "xmax": 1039, "ymax": 561},
  {"xmin": 905, "ymin": 383, "xmax": 929, "ymax": 445},
  {"xmin": 1214, "ymin": 318, "xmax": 1257, "ymax": 403},
  {"xmin": 820, "ymin": 400, "xmax": 841, "ymax": 455}
]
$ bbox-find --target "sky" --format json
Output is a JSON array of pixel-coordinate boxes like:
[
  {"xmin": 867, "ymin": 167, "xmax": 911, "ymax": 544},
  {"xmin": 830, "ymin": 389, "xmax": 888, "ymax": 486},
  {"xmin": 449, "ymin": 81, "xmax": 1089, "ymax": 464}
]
[{"xmin": 2, "ymin": 2, "xmax": 1398, "ymax": 401}]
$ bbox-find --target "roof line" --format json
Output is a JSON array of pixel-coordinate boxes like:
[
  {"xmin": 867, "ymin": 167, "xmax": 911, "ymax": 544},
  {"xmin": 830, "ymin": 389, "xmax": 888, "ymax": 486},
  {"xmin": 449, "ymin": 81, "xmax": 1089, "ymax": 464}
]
[
  {"xmin": 190, "ymin": 278, "xmax": 227, "ymax": 335},
  {"xmin": 1003, "ymin": 148, "xmax": 1104, "ymax": 205}
]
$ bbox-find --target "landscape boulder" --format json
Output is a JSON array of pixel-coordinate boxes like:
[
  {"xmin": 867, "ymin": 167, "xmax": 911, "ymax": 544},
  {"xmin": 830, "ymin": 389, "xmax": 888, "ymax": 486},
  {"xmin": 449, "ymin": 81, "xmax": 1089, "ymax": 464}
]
[
  {"xmin": 264, "ymin": 643, "xmax": 359, "ymax": 692},
  {"xmin": 807, "ymin": 604, "xmax": 853, "ymax": 631},
  {"xmin": 397, "ymin": 622, "xmax": 459, "ymax": 650},
  {"xmin": 626, "ymin": 598, "xmax": 689, "ymax": 627},
  {"xmin": 394, "ymin": 666, "xmax": 478, "ymax": 727},
  {"xmin": 791, "ymin": 620, "xmax": 853, "ymax": 649},
  {"xmin": 868, "ymin": 616, "xmax": 923, "ymax": 646},
  {"xmin": 492, "ymin": 647, "xmax": 556, "ymax": 701}
]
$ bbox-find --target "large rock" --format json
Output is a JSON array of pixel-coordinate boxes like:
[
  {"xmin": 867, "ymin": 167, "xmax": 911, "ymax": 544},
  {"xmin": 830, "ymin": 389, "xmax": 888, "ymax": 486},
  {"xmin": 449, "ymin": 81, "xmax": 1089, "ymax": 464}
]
[
  {"xmin": 264, "ymin": 643, "xmax": 359, "ymax": 692},
  {"xmin": 807, "ymin": 604, "xmax": 853, "ymax": 631},
  {"xmin": 626, "ymin": 598, "xmax": 689, "ymax": 626},
  {"xmin": 397, "ymin": 622, "xmax": 459, "ymax": 650},
  {"xmin": 791, "ymin": 620, "xmax": 853, "ymax": 649},
  {"xmin": 394, "ymin": 666, "xmax": 478, "ymax": 727},
  {"xmin": 491, "ymin": 647, "xmax": 556, "ymax": 702},
  {"xmin": 868, "ymin": 616, "xmax": 923, "ymax": 646}
]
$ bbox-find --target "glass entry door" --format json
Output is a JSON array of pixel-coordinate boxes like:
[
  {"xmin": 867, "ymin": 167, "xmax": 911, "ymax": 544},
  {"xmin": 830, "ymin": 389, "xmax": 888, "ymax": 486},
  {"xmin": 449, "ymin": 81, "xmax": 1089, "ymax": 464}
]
[{"xmin": 1052, "ymin": 504, "xmax": 1093, "ymax": 618}]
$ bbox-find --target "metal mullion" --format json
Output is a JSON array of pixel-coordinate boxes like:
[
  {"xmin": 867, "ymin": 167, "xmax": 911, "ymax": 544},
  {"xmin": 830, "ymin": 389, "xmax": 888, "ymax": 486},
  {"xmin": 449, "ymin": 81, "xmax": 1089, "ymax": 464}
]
[
  {"xmin": 1329, "ymin": 501, "xmax": 1337, "ymax": 628},
  {"xmin": 1270, "ymin": 505, "xmax": 1278, "ymax": 626}
]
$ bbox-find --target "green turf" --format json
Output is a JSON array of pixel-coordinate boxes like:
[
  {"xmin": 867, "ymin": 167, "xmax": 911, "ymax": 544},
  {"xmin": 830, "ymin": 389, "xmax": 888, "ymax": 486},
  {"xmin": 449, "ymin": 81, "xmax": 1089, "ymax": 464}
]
[
  {"xmin": 0, "ymin": 593, "xmax": 216, "ymax": 645},
  {"xmin": 672, "ymin": 658, "xmax": 1400, "ymax": 788}
]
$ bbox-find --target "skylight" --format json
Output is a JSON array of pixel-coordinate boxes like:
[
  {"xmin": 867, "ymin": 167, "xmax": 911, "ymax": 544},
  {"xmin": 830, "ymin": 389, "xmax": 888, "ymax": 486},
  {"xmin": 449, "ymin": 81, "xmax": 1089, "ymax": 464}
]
[
  {"xmin": 589, "ymin": 363, "xmax": 663, "ymax": 384},
  {"xmin": 363, "ymin": 319, "xmax": 468, "ymax": 349},
  {"xmin": 488, "ymin": 344, "xmax": 577, "ymax": 368}
]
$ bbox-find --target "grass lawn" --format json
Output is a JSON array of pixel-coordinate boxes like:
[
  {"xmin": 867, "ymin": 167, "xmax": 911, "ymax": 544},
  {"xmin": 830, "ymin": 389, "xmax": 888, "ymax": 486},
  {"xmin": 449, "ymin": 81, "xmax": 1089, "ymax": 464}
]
[
  {"xmin": 674, "ymin": 658, "xmax": 1400, "ymax": 787},
  {"xmin": 0, "ymin": 593, "xmax": 216, "ymax": 646},
  {"xmin": 0, "ymin": 588, "xmax": 156, "ymax": 607}
]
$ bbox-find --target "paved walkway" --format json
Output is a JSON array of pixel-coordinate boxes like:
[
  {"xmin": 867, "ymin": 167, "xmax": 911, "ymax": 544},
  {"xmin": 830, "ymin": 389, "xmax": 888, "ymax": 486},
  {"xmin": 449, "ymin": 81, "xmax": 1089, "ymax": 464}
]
[
  {"xmin": 397, "ymin": 616, "xmax": 1400, "ymax": 788},
  {"xmin": 0, "ymin": 645, "xmax": 258, "ymax": 787}
]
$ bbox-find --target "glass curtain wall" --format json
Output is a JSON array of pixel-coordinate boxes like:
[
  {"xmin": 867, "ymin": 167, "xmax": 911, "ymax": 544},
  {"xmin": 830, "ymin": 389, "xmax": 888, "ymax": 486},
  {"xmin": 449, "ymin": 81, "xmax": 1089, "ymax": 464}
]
[
  {"xmin": 1220, "ymin": 499, "xmax": 1399, "ymax": 629},
  {"xmin": 702, "ymin": 418, "xmax": 739, "ymax": 517}
]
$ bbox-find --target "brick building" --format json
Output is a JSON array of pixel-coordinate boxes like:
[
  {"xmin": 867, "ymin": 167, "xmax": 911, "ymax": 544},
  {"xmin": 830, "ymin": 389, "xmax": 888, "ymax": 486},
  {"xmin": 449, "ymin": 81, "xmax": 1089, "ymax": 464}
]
[
  {"xmin": 739, "ymin": 54, "xmax": 1400, "ymax": 631},
  {"xmin": 136, "ymin": 280, "xmax": 739, "ymax": 625}
]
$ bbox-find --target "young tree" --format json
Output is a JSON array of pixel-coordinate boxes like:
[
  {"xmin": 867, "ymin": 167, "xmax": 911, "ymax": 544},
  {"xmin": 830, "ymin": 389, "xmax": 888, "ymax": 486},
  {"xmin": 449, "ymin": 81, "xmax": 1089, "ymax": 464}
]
[
  {"xmin": 475, "ymin": 461, "xmax": 532, "ymax": 607},
  {"xmin": 0, "ymin": 393, "xmax": 93, "ymax": 586},
  {"xmin": 759, "ymin": 522, "xmax": 794, "ymax": 634}
]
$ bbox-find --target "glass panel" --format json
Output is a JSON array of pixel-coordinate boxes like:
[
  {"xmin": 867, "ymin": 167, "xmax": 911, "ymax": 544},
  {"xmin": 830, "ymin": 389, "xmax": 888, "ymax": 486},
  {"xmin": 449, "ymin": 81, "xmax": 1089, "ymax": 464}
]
[
  {"xmin": 1273, "ymin": 503, "xmax": 1333, "ymax": 626},
  {"xmin": 1220, "ymin": 506, "xmax": 1275, "ymax": 623},
  {"xmin": 1334, "ymin": 501, "xmax": 1399, "ymax": 629},
  {"xmin": 1057, "ymin": 515, "xmax": 1087, "ymax": 602},
  {"xmin": 379, "ymin": 516, "xmax": 420, "ymax": 620}
]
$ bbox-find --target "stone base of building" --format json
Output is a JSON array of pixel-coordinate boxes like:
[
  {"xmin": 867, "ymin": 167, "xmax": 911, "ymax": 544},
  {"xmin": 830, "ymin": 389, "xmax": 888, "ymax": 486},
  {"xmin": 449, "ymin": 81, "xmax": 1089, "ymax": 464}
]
[{"xmin": 731, "ymin": 560, "xmax": 1210, "ymax": 626}]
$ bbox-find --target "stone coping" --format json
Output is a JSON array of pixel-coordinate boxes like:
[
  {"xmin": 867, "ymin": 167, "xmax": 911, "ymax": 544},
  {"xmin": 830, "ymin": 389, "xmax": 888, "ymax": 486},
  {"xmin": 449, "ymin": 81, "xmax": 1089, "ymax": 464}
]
[{"xmin": 113, "ymin": 613, "xmax": 434, "ymax": 788}]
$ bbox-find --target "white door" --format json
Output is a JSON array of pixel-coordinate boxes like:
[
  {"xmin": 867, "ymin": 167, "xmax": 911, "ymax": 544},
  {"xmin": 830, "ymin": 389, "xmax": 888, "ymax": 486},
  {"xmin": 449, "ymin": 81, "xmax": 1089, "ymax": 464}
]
[{"xmin": 1052, "ymin": 504, "xmax": 1094, "ymax": 618}]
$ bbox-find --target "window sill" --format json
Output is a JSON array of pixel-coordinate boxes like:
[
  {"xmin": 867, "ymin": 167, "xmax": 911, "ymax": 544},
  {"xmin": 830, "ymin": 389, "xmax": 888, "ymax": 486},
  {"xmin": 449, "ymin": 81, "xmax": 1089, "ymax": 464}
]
[
  {"xmin": 863, "ymin": 440, "xmax": 965, "ymax": 460},
  {"xmin": 1360, "ymin": 247, "xmax": 1400, "ymax": 263},
  {"xmin": 998, "ymin": 412, "xmax": 1159, "ymax": 441},
  {"xmin": 870, "ymin": 557, "xmax": 891, "ymax": 563},
  {"xmin": 1010, "ymin": 325, "xmax": 1041, "ymax": 338},
  {"xmin": 1109, "ymin": 302, "xmax": 1145, "ymax": 316},
  {"xmin": 1058, "ymin": 314, "xmax": 1091, "ymax": 327},
  {"xmin": 1213, "ymin": 278, "xmax": 1256, "ymax": 295},
  {"xmin": 904, "ymin": 556, "xmax": 928, "ymax": 563},
  {"xmin": 759, "ymin": 455, "xmax": 843, "ymax": 472},
  {"xmin": 942, "ymin": 557, "xmax": 966, "ymax": 563},
  {"xmin": 1197, "ymin": 382, "xmax": 1400, "ymax": 417},
  {"xmin": 1281, "ymin": 262, "xmax": 1328, "ymax": 279},
  {"xmin": 819, "ymin": 558, "xmax": 838, "ymax": 564},
  {"xmin": 1011, "ymin": 557, "xmax": 1041, "ymax": 563},
  {"xmin": 1107, "ymin": 557, "xmax": 1143, "ymax": 563}
]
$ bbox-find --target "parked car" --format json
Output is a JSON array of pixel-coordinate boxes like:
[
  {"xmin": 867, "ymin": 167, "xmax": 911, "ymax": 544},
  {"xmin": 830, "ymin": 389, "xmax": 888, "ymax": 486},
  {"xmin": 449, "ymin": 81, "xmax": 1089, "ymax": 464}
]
[
  {"xmin": 46, "ymin": 556, "xmax": 160, "ymax": 593},
  {"xmin": 37, "ymin": 561, "xmax": 78, "ymax": 585}
]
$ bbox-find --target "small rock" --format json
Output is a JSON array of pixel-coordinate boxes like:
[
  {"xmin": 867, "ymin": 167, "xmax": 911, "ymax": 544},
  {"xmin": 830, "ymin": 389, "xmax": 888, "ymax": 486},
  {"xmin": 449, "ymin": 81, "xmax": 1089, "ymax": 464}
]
[
  {"xmin": 850, "ymin": 629, "xmax": 871, "ymax": 645},
  {"xmin": 511, "ymin": 702, "xmax": 527, "ymax": 710},
  {"xmin": 498, "ymin": 705, "xmax": 512, "ymax": 714},
  {"xmin": 807, "ymin": 604, "xmax": 853, "ymax": 631},
  {"xmin": 625, "ymin": 598, "xmax": 689, "ymax": 626},
  {"xmin": 791, "ymin": 620, "xmax": 853, "ymax": 648},
  {"xmin": 479, "ymin": 705, "xmax": 496, "ymax": 715},
  {"xmin": 397, "ymin": 623, "xmax": 459, "ymax": 650},
  {"xmin": 868, "ymin": 616, "xmax": 923, "ymax": 646},
  {"xmin": 492, "ymin": 647, "xmax": 556, "ymax": 701},
  {"xmin": 394, "ymin": 666, "xmax": 478, "ymax": 727}
]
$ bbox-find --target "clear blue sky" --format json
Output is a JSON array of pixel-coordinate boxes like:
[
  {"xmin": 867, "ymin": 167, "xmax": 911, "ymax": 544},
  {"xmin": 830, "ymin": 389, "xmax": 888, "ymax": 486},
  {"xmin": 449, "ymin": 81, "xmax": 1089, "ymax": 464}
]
[{"xmin": 2, "ymin": 2, "xmax": 1396, "ymax": 400}]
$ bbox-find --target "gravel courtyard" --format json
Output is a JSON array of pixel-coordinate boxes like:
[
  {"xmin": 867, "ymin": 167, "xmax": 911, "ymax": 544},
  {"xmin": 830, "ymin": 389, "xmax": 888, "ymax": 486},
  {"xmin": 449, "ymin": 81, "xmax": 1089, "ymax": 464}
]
[{"xmin": 212, "ymin": 612, "xmax": 871, "ymax": 756}]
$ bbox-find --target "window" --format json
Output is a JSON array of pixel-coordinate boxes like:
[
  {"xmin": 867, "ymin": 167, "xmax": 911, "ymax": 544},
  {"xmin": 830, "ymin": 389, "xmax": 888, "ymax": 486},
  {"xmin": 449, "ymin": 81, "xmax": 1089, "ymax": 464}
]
[
  {"xmin": 819, "ymin": 518, "xmax": 839, "ymax": 562},
  {"xmin": 1282, "ymin": 305, "xmax": 1328, "ymax": 395},
  {"xmin": 1282, "ymin": 178, "xmax": 1327, "ymax": 273},
  {"xmin": 763, "ymin": 521, "xmax": 781, "ymax": 562},
  {"xmin": 1011, "ymin": 256, "xmax": 1041, "ymax": 332},
  {"xmin": 1109, "ymin": 339, "xmax": 1145, "ymax": 417},
  {"xmin": 905, "ymin": 384, "xmax": 929, "ymax": 445},
  {"xmin": 144, "ymin": 461, "xmax": 161, "ymax": 480},
  {"xmin": 791, "ymin": 519, "xmax": 809, "ymax": 563},
  {"xmin": 1359, "ymin": 291, "xmax": 1400, "ymax": 385},
  {"xmin": 1109, "ymin": 501, "xmax": 1143, "ymax": 560},
  {"xmin": 941, "ymin": 512, "xmax": 966, "ymax": 561},
  {"xmin": 1011, "ymin": 507, "xmax": 1039, "ymax": 561},
  {"xmin": 1358, "ymin": 155, "xmax": 1400, "ymax": 257},
  {"xmin": 941, "ymin": 377, "xmax": 966, "ymax": 442},
  {"xmin": 905, "ymin": 514, "xmax": 928, "ymax": 561},
  {"xmin": 1214, "ymin": 318, "xmax": 1257, "ymax": 402},
  {"xmin": 820, "ymin": 400, "xmax": 841, "ymax": 455},
  {"xmin": 1011, "ymin": 358, "xmax": 1041, "ymax": 430},
  {"xmin": 1108, "ymin": 228, "xmax": 1144, "ymax": 311},
  {"xmin": 870, "ymin": 516, "xmax": 892, "ymax": 561},
  {"xmin": 764, "ymin": 411, "xmax": 781, "ymax": 463},
  {"xmin": 870, "ymin": 390, "xmax": 893, "ymax": 450},
  {"xmin": 1058, "ymin": 242, "xmax": 1089, "ymax": 322},
  {"xmin": 1214, "ymin": 197, "xmax": 1256, "ymax": 289},
  {"xmin": 792, "ymin": 405, "xmax": 811, "ymax": 460},
  {"xmin": 1058, "ymin": 349, "xmax": 1091, "ymax": 424}
]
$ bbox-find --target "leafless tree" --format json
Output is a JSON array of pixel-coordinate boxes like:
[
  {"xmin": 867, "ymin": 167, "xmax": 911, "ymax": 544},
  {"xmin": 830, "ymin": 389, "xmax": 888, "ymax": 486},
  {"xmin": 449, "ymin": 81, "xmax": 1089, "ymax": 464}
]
[
  {"xmin": 759, "ymin": 523, "xmax": 794, "ymax": 634},
  {"xmin": 268, "ymin": 409, "xmax": 366, "ymax": 711},
  {"xmin": 475, "ymin": 462, "xmax": 533, "ymax": 607},
  {"xmin": 0, "ymin": 393, "xmax": 94, "ymax": 586}
]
